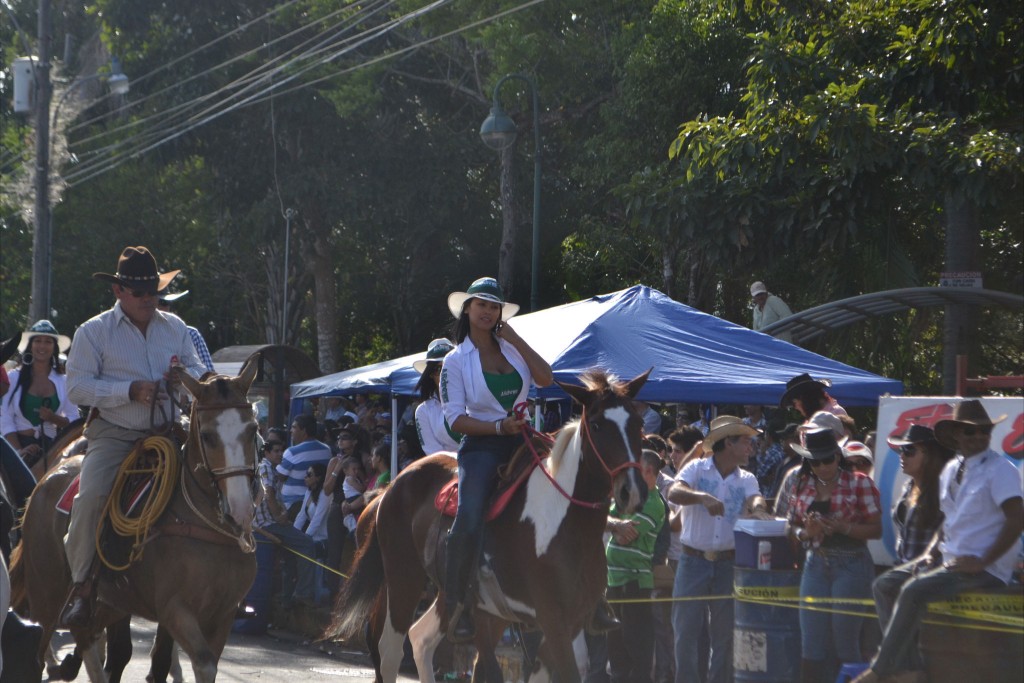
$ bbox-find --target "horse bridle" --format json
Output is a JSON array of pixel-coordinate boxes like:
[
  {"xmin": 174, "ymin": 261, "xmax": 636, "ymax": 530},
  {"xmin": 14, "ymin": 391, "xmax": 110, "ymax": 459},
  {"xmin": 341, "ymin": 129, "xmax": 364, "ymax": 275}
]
[
  {"xmin": 191, "ymin": 402, "xmax": 259, "ymax": 484},
  {"xmin": 516, "ymin": 402, "xmax": 642, "ymax": 509}
]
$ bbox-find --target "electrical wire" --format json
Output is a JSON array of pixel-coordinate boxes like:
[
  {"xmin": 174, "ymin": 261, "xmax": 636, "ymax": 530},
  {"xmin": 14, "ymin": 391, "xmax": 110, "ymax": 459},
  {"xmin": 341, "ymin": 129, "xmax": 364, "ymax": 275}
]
[{"xmin": 63, "ymin": 0, "xmax": 454, "ymax": 185}]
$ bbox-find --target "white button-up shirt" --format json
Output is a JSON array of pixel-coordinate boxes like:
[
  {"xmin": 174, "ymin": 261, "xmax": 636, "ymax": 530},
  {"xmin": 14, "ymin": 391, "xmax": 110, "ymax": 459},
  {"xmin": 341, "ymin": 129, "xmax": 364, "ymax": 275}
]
[
  {"xmin": 66, "ymin": 302, "xmax": 205, "ymax": 431},
  {"xmin": 0, "ymin": 367, "xmax": 72, "ymax": 439},
  {"xmin": 676, "ymin": 455, "xmax": 759, "ymax": 552},
  {"xmin": 415, "ymin": 396, "xmax": 460, "ymax": 454},
  {"xmin": 939, "ymin": 447, "xmax": 1023, "ymax": 584},
  {"xmin": 441, "ymin": 336, "xmax": 531, "ymax": 425}
]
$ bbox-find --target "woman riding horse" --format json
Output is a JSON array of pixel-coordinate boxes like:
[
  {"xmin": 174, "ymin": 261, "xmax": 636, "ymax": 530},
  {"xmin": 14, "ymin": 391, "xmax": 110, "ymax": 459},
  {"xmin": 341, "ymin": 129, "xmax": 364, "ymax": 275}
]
[{"xmin": 440, "ymin": 277, "xmax": 553, "ymax": 642}]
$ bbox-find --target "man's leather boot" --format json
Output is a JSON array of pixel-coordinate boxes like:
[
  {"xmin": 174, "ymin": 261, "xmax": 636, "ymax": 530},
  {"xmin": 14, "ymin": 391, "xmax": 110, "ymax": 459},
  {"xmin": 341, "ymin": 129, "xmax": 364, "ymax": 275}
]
[{"xmin": 59, "ymin": 581, "xmax": 93, "ymax": 629}]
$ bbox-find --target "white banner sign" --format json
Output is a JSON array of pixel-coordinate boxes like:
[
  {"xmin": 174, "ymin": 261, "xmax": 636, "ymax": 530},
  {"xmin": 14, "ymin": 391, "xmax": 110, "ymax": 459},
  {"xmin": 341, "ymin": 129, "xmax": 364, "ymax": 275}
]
[{"xmin": 872, "ymin": 396, "xmax": 1024, "ymax": 566}]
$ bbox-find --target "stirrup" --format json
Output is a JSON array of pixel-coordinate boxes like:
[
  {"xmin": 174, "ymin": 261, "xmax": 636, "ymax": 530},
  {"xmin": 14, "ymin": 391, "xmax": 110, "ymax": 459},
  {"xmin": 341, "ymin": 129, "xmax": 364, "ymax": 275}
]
[{"xmin": 446, "ymin": 602, "xmax": 475, "ymax": 644}]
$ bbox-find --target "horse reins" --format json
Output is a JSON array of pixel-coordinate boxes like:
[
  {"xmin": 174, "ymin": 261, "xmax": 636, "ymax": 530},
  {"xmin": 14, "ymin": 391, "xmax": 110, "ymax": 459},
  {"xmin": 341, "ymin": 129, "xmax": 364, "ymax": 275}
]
[{"xmin": 513, "ymin": 402, "xmax": 641, "ymax": 510}]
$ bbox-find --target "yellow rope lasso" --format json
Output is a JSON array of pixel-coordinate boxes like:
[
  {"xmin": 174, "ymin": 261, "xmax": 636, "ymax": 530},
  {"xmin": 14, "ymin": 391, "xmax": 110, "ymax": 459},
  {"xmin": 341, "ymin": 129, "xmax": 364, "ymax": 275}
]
[{"xmin": 96, "ymin": 435, "xmax": 180, "ymax": 571}]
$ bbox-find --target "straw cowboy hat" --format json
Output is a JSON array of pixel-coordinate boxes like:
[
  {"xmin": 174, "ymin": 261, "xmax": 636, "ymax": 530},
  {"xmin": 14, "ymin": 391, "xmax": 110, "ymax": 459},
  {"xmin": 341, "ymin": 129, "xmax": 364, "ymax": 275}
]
[
  {"xmin": 447, "ymin": 277, "xmax": 520, "ymax": 320},
  {"xmin": 158, "ymin": 289, "xmax": 190, "ymax": 303},
  {"xmin": 701, "ymin": 415, "xmax": 760, "ymax": 454},
  {"xmin": 413, "ymin": 338, "xmax": 455, "ymax": 374},
  {"xmin": 791, "ymin": 429, "xmax": 844, "ymax": 461},
  {"xmin": 779, "ymin": 373, "xmax": 832, "ymax": 408},
  {"xmin": 93, "ymin": 246, "xmax": 180, "ymax": 294},
  {"xmin": 933, "ymin": 400, "xmax": 1007, "ymax": 451},
  {"xmin": 19, "ymin": 319, "xmax": 72, "ymax": 354}
]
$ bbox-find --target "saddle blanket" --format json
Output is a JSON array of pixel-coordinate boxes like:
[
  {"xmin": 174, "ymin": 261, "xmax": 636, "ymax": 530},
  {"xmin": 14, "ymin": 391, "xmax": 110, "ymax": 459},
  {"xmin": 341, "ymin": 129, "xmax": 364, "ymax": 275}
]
[
  {"xmin": 56, "ymin": 474, "xmax": 153, "ymax": 516},
  {"xmin": 434, "ymin": 456, "xmax": 540, "ymax": 521}
]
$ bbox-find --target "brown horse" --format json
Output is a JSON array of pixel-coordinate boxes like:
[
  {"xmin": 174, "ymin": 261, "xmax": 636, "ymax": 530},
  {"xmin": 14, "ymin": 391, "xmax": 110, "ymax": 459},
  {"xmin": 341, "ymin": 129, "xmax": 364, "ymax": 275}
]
[
  {"xmin": 11, "ymin": 364, "xmax": 260, "ymax": 683},
  {"xmin": 326, "ymin": 369, "xmax": 650, "ymax": 683}
]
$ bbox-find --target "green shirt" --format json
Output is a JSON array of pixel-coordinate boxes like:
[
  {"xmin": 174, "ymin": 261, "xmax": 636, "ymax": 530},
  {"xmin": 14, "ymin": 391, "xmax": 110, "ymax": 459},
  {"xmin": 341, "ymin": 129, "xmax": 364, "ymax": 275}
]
[
  {"xmin": 606, "ymin": 491, "xmax": 666, "ymax": 589},
  {"xmin": 483, "ymin": 370, "xmax": 523, "ymax": 411}
]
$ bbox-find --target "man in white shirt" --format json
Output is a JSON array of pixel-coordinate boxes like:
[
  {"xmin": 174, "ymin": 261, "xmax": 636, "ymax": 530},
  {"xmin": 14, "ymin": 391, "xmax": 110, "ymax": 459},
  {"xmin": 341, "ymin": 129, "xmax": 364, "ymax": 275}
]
[
  {"xmin": 854, "ymin": 400, "xmax": 1023, "ymax": 683},
  {"xmin": 667, "ymin": 416, "xmax": 770, "ymax": 683},
  {"xmin": 62, "ymin": 246, "xmax": 206, "ymax": 627},
  {"xmin": 750, "ymin": 281, "xmax": 793, "ymax": 341}
]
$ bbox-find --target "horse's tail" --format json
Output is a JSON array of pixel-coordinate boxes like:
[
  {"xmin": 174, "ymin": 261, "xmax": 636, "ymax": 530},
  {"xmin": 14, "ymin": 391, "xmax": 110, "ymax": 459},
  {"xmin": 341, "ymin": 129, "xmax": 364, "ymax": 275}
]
[
  {"xmin": 322, "ymin": 506, "xmax": 385, "ymax": 642},
  {"xmin": 7, "ymin": 541, "xmax": 27, "ymax": 612}
]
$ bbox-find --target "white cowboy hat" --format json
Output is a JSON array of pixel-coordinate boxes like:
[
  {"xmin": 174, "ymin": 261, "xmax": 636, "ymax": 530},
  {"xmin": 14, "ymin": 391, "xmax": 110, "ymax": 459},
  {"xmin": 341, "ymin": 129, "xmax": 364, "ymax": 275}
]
[
  {"xmin": 412, "ymin": 338, "xmax": 455, "ymax": 374},
  {"xmin": 19, "ymin": 319, "xmax": 72, "ymax": 354},
  {"xmin": 447, "ymin": 277, "xmax": 520, "ymax": 320}
]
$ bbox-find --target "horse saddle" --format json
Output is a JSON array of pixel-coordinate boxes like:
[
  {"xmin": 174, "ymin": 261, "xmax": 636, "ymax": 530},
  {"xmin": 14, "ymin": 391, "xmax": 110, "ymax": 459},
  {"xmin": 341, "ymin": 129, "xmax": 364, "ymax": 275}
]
[{"xmin": 433, "ymin": 436, "xmax": 550, "ymax": 520}]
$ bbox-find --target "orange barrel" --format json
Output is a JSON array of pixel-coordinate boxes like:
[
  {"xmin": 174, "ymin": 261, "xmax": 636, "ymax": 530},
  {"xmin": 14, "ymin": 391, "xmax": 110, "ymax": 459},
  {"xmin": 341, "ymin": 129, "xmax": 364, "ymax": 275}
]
[
  {"xmin": 734, "ymin": 567, "xmax": 802, "ymax": 683},
  {"xmin": 919, "ymin": 587, "xmax": 1023, "ymax": 683}
]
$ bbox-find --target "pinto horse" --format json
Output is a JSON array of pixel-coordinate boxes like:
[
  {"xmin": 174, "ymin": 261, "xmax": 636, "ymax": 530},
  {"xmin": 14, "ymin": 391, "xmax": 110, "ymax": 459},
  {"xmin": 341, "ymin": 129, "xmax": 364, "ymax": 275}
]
[
  {"xmin": 11, "ymin": 364, "xmax": 260, "ymax": 683},
  {"xmin": 326, "ymin": 369, "xmax": 651, "ymax": 683}
]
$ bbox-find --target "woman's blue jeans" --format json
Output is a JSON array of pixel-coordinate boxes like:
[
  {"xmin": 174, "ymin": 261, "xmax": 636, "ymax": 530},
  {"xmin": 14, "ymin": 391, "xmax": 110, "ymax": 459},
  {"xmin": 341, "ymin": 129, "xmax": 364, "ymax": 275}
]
[{"xmin": 799, "ymin": 547, "xmax": 874, "ymax": 664}]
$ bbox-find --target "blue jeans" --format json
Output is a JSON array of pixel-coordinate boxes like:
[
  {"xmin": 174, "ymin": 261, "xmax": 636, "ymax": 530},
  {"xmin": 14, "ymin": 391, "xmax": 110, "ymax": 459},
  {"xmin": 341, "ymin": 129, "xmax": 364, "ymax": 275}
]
[
  {"xmin": 263, "ymin": 522, "xmax": 317, "ymax": 600},
  {"xmin": 672, "ymin": 554, "xmax": 733, "ymax": 683},
  {"xmin": 449, "ymin": 435, "xmax": 517, "ymax": 541},
  {"xmin": 870, "ymin": 565, "xmax": 1001, "ymax": 677},
  {"xmin": 799, "ymin": 547, "xmax": 874, "ymax": 663}
]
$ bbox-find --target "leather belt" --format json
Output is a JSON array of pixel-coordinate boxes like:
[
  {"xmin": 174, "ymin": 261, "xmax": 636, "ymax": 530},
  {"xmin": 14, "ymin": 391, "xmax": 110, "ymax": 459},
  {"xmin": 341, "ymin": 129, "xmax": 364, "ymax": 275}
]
[{"xmin": 682, "ymin": 544, "xmax": 735, "ymax": 562}]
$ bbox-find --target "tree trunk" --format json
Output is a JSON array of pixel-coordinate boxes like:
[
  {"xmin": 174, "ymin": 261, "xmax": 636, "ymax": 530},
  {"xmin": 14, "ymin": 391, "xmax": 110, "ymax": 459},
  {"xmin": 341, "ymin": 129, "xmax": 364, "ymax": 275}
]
[
  {"xmin": 306, "ymin": 214, "xmax": 339, "ymax": 374},
  {"xmin": 497, "ymin": 145, "xmax": 518, "ymax": 298},
  {"xmin": 942, "ymin": 194, "xmax": 979, "ymax": 394}
]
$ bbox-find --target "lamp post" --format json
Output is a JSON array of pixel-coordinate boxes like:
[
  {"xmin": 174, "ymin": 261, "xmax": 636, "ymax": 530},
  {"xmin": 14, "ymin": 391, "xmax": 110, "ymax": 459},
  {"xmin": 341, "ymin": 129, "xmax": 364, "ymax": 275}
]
[
  {"xmin": 480, "ymin": 73, "xmax": 541, "ymax": 313},
  {"xmin": 43, "ymin": 59, "xmax": 130, "ymax": 313},
  {"xmin": 27, "ymin": 0, "xmax": 129, "ymax": 324}
]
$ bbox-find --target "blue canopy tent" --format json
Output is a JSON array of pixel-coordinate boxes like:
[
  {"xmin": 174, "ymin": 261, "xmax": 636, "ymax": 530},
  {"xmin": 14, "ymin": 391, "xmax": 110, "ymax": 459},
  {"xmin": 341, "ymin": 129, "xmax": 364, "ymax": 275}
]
[{"xmin": 291, "ymin": 285, "xmax": 902, "ymax": 415}]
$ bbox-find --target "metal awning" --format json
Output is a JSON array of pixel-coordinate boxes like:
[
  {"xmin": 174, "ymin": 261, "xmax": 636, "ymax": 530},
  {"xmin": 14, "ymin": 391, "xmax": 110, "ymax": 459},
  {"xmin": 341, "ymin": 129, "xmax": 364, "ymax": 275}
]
[{"xmin": 760, "ymin": 287, "xmax": 1024, "ymax": 344}]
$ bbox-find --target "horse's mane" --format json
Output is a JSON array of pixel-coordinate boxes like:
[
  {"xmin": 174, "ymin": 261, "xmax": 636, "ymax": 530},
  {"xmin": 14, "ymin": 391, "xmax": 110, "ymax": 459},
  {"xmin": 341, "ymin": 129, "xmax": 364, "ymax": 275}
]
[
  {"xmin": 546, "ymin": 422, "xmax": 579, "ymax": 475},
  {"xmin": 546, "ymin": 369, "xmax": 631, "ymax": 475}
]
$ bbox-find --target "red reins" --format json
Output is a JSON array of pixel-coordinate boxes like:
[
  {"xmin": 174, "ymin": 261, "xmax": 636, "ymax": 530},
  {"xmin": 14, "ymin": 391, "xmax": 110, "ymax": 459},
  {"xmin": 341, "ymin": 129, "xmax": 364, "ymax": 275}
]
[{"xmin": 512, "ymin": 402, "xmax": 641, "ymax": 510}]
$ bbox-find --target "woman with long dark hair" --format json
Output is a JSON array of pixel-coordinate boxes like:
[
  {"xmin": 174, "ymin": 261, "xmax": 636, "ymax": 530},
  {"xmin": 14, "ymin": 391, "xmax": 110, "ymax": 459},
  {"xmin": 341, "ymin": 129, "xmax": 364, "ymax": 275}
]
[
  {"xmin": 440, "ymin": 277, "xmax": 553, "ymax": 642},
  {"xmin": 870, "ymin": 425, "xmax": 953, "ymax": 632},
  {"xmin": 0, "ymin": 320, "xmax": 73, "ymax": 476},
  {"xmin": 780, "ymin": 373, "xmax": 847, "ymax": 420},
  {"xmin": 785, "ymin": 429, "xmax": 881, "ymax": 683},
  {"xmin": 413, "ymin": 338, "xmax": 461, "ymax": 455}
]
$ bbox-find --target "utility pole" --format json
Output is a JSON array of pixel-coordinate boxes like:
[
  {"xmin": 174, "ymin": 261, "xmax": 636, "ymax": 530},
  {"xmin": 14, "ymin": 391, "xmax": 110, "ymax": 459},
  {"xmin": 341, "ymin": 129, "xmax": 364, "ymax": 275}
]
[{"xmin": 30, "ymin": 0, "xmax": 52, "ymax": 324}]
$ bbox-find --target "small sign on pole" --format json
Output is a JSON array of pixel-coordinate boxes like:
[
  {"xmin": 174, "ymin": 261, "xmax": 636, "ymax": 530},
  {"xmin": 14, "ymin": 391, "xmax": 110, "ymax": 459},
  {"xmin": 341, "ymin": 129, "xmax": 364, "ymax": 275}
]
[{"xmin": 938, "ymin": 272, "xmax": 982, "ymax": 288}]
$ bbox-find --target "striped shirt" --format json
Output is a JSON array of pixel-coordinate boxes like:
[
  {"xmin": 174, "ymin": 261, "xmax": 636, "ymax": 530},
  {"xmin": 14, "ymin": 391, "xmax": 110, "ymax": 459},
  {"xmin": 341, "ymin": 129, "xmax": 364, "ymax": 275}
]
[
  {"xmin": 188, "ymin": 326, "xmax": 215, "ymax": 373},
  {"xmin": 606, "ymin": 490, "xmax": 666, "ymax": 589},
  {"xmin": 253, "ymin": 458, "xmax": 280, "ymax": 528},
  {"xmin": 276, "ymin": 439, "xmax": 333, "ymax": 505},
  {"xmin": 66, "ymin": 303, "xmax": 205, "ymax": 431}
]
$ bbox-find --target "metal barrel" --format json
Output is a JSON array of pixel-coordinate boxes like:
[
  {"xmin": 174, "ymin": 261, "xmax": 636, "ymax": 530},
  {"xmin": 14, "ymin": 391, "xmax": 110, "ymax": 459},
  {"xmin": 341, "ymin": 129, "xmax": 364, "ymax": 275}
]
[
  {"xmin": 920, "ymin": 588, "xmax": 1024, "ymax": 683},
  {"xmin": 734, "ymin": 567, "xmax": 802, "ymax": 683}
]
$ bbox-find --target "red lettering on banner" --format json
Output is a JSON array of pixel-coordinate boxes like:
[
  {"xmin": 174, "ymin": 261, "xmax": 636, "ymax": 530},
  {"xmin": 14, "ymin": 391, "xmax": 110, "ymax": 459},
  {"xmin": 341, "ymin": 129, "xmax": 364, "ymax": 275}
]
[
  {"xmin": 890, "ymin": 403, "xmax": 954, "ymax": 439},
  {"xmin": 1002, "ymin": 413, "xmax": 1024, "ymax": 459}
]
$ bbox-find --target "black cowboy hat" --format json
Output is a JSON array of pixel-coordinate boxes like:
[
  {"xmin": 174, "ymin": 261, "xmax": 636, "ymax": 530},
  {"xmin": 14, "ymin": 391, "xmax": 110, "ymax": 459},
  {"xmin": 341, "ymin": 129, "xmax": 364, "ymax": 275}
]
[
  {"xmin": 779, "ymin": 373, "xmax": 832, "ymax": 408},
  {"xmin": 791, "ymin": 429, "xmax": 844, "ymax": 460},
  {"xmin": 93, "ymin": 246, "xmax": 180, "ymax": 294},
  {"xmin": 933, "ymin": 400, "xmax": 1007, "ymax": 451},
  {"xmin": 887, "ymin": 424, "xmax": 939, "ymax": 448}
]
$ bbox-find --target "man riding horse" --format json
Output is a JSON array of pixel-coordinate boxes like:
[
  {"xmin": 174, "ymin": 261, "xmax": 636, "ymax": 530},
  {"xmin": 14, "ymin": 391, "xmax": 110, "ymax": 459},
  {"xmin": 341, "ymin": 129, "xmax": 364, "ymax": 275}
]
[{"xmin": 61, "ymin": 245, "xmax": 207, "ymax": 627}]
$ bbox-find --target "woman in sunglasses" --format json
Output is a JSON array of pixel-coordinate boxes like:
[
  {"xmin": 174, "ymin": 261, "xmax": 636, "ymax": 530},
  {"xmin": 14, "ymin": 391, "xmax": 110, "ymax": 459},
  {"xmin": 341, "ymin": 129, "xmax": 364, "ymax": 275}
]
[
  {"xmin": 786, "ymin": 429, "xmax": 881, "ymax": 683},
  {"xmin": 870, "ymin": 426, "xmax": 952, "ymax": 633}
]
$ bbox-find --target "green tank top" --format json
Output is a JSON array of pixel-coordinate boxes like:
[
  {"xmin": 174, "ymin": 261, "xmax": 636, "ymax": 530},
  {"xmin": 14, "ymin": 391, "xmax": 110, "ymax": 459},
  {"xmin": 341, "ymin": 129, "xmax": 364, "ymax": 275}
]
[
  {"xmin": 483, "ymin": 371, "xmax": 523, "ymax": 411},
  {"xmin": 20, "ymin": 392, "xmax": 59, "ymax": 427}
]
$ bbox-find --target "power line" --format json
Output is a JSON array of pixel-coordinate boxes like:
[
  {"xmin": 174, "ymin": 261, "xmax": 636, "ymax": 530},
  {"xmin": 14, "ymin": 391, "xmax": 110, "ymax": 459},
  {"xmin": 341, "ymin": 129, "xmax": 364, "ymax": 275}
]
[{"xmin": 64, "ymin": 0, "xmax": 550, "ymax": 188}]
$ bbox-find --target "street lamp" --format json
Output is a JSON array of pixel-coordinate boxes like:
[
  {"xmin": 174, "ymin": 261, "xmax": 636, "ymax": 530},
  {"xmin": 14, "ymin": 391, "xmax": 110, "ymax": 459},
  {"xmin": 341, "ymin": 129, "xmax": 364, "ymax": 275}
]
[
  {"xmin": 480, "ymin": 73, "xmax": 541, "ymax": 313},
  {"xmin": 26, "ymin": 54, "xmax": 129, "ymax": 323}
]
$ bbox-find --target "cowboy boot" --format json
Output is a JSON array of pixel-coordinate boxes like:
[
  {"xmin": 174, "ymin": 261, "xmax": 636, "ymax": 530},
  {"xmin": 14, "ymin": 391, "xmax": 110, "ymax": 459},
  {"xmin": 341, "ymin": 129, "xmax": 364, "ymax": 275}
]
[
  {"xmin": 444, "ymin": 532, "xmax": 476, "ymax": 644},
  {"xmin": 59, "ymin": 581, "xmax": 94, "ymax": 629},
  {"xmin": 586, "ymin": 596, "xmax": 621, "ymax": 634}
]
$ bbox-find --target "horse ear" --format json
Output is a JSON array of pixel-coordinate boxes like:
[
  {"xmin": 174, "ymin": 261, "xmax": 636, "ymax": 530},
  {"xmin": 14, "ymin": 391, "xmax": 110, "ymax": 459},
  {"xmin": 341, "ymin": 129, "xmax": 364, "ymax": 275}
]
[
  {"xmin": 172, "ymin": 365, "xmax": 203, "ymax": 398},
  {"xmin": 555, "ymin": 379, "xmax": 593, "ymax": 409},
  {"xmin": 236, "ymin": 359, "xmax": 259, "ymax": 393},
  {"xmin": 623, "ymin": 367, "xmax": 653, "ymax": 399}
]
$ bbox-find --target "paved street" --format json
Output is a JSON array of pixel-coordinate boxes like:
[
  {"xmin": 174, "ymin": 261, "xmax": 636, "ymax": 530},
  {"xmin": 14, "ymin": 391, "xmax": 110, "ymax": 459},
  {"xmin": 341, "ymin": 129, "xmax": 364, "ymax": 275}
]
[{"xmin": 48, "ymin": 619, "xmax": 419, "ymax": 682}]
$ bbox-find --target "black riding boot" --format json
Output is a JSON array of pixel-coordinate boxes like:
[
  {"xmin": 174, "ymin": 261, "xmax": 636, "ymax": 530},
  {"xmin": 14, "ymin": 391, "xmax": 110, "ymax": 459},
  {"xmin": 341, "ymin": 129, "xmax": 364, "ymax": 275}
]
[
  {"xmin": 444, "ymin": 532, "xmax": 477, "ymax": 644},
  {"xmin": 1, "ymin": 608, "xmax": 44, "ymax": 683},
  {"xmin": 586, "ymin": 595, "xmax": 622, "ymax": 634}
]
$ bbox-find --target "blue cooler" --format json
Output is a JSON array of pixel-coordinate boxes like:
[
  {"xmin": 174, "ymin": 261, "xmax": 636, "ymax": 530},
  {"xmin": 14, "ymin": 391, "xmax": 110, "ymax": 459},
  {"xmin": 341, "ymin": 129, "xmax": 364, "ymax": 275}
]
[{"xmin": 733, "ymin": 518, "xmax": 796, "ymax": 570}]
